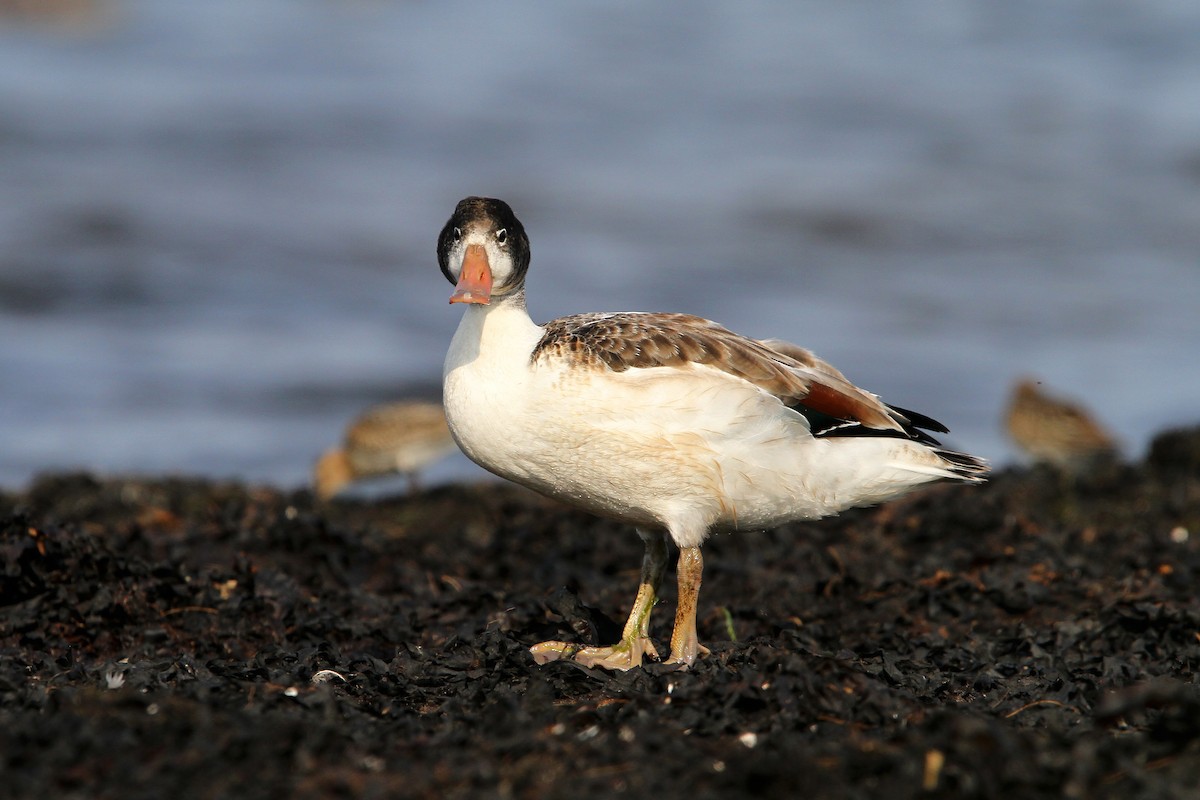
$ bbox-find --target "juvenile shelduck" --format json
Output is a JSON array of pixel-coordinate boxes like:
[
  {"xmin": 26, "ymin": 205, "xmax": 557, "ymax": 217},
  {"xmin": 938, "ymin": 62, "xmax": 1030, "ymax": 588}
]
[{"xmin": 439, "ymin": 196, "xmax": 987, "ymax": 671}]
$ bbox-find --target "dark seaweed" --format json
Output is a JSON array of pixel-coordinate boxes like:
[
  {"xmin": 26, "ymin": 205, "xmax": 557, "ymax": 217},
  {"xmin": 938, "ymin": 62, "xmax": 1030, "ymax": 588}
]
[{"xmin": 2, "ymin": 428, "xmax": 1199, "ymax": 799}]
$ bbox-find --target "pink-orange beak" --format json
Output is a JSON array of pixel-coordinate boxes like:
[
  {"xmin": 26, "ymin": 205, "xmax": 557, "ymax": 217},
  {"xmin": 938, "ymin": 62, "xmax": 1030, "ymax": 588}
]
[{"xmin": 449, "ymin": 244, "xmax": 493, "ymax": 304}]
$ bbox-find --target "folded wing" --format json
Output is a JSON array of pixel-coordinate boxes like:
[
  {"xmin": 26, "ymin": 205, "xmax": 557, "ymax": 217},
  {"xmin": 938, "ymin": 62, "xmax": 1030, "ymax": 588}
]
[{"xmin": 532, "ymin": 312, "xmax": 949, "ymax": 443}]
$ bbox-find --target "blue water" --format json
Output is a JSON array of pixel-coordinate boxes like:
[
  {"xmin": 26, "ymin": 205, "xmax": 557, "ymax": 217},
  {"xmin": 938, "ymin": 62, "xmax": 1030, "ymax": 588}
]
[{"xmin": 2, "ymin": 0, "xmax": 1198, "ymax": 491}]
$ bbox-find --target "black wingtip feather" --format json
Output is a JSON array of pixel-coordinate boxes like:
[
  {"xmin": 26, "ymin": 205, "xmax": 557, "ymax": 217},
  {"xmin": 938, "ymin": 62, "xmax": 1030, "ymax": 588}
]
[
  {"xmin": 800, "ymin": 405, "xmax": 943, "ymax": 446},
  {"xmin": 935, "ymin": 448, "xmax": 990, "ymax": 483},
  {"xmin": 887, "ymin": 403, "xmax": 951, "ymax": 434},
  {"xmin": 801, "ymin": 399, "xmax": 953, "ymax": 446}
]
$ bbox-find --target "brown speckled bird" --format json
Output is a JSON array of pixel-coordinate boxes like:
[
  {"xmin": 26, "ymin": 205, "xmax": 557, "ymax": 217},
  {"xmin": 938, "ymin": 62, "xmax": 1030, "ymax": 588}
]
[
  {"xmin": 1005, "ymin": 378, "xmax": 1117, "ymax": 471},
  {"xmin": 313, "ymin": 401, "xmax": 457, "ymax": 499}
]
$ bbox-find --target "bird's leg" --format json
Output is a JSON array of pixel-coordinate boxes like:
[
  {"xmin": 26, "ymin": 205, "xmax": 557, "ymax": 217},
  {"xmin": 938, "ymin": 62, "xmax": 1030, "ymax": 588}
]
[
  {"xmin": 530, "ymin": 530, "xmax": 668, "ymax": 670},
  {"xmin": 665, "ymin": 545, "xmax": 709, "ymax": 669}
]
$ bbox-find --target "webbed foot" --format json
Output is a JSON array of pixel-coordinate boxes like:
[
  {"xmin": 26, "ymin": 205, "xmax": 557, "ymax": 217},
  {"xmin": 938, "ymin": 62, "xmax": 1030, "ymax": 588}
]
[{"xmin": 530, "ymin": 635, "xmax": 660, "ymax": 671}]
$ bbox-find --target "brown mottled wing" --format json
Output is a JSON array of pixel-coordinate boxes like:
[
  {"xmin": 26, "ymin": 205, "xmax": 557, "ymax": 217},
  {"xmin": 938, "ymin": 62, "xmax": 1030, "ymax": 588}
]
[
  {"xmin": 531, "ymin": 312, "xmax": 907, "ymax": 433},
  {"xmin": 755, "ymin": 338, "xmax": 853, "ymax": 384}
]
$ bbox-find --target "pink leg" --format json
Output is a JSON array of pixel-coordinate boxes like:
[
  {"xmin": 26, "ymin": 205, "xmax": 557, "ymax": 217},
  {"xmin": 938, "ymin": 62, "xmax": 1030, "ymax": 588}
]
[{"xmin": 665, "ymin": 545, "xmax": 709, "ymax": 668}]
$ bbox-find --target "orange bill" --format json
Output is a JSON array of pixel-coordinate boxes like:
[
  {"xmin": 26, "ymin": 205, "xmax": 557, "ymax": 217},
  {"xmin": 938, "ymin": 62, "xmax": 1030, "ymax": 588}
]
[{"xmin": 449, "ymin": 244, "xmax": 493, "ymax": 304}]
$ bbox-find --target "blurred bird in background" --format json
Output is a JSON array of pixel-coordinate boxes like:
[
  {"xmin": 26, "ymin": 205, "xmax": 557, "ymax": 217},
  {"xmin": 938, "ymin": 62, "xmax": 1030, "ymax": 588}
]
[
  {"xmin": 313, "ymin": 401, "xmax": 458, "ymax": 499},
  {"xmin": 1005, "ymin": 378, "xmax": 1118, "ymax": 472}
]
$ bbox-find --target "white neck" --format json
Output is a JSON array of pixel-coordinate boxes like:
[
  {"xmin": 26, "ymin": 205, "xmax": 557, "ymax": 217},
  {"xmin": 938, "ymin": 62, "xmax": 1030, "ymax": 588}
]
[
  {"xmin": 442, "ymin": 291, "xmax": 546, "ymax": 476},
  {"xmin": 443, "ymin": 291, "xmax": 543, "ymax": 378}
]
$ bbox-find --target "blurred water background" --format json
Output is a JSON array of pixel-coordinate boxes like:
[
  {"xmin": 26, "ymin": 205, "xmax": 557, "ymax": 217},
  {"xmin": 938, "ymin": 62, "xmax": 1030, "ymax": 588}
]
[{"xmin": 1, "ymin": 0, "xmax": 1197, "ymax": 492}]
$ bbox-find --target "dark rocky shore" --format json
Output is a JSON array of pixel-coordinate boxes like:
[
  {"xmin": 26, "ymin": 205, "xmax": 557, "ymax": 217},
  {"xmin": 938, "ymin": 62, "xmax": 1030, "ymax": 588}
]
[{"xmin": 2, "ymin": 428, "xmax": 1199, "ymax": 799}]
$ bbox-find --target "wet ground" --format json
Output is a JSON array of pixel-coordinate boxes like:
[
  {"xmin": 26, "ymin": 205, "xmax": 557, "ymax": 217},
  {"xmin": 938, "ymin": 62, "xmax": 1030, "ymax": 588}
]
[{"xmin": 2, "ymin": 427, "xmax": 1199, "ymax": 799}]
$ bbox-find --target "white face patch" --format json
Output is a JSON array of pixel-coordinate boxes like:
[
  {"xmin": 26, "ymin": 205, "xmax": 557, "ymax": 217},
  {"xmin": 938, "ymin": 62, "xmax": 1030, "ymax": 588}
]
[{"xmin": 452, "ymin": 226, "xmax": 516, "ymax": 292}]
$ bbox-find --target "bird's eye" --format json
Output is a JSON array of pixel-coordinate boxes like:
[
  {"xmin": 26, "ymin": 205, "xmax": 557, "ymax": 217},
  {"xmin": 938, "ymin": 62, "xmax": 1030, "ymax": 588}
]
[
  {"xmin": 452, "ymin": 227, "xmax": 462, "ymax": 241},
  {"xmin": 496, "ymin": 228, "xmax": 507, "ymax": 244}
]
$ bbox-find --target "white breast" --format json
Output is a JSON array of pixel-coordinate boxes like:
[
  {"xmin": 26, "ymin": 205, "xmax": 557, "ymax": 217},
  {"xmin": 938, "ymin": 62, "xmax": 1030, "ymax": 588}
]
[{"xmin": 443, "ymin": 302, "xmax": 948, "ymax": 547}]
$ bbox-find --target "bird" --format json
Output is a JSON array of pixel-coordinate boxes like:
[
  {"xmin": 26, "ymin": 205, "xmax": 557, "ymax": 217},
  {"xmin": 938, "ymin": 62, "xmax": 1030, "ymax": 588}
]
[
  {"xmin": 313, "ymin": 401, "xmax": 457, "ymax": 500},
  {"xmin": 439, "ymin": 196, "xmax": 987, "ymax": 671},
  {"xmin": 1004, "ymin": 377, "xmax": 1117, "ymax": 471}
]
